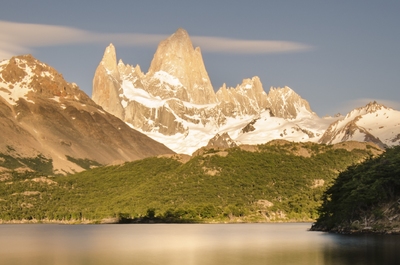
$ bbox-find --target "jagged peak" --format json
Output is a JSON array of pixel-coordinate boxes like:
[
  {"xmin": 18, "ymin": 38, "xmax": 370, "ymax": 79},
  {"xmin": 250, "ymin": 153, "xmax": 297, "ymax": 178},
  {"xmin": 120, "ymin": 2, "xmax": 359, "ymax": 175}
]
[
  {"xmin": 269, "ymin": 86, "xmax": 293, "ymax": 93},
  {"xmin": 237, "ymin": 76, "xmax": 263, "ymax": 91},
  {"xmin": 250, "ymin": 76, "xmax": 261, "ymax": 82},
  {"xmin": 265, "ymin": 86, "xmax": 314, "ymax": 119},
  {"xmin": 146, "ymin": 28, "xmax": 216, "ymax": 104},
  {"xmin": 364, "ymin": 101, "xmax": 389, "ymax": 112},
  {"xmin": 162, "ymin": 28, "xmax": 201, "ymax": 55},
  {"xmin": 171, "ymin": 28, "xmax": 190, "ymax": 40},
  {"xmin": 1, "ymin": 54, "xmax": 50, "ymax": 72},
  {"xmin": 267, "ymin": 86, "xmax": 300, "ymax": 100},
  {"xmin": 0, "ymin": 54, "xmax": 91, "ymax": 105},
  {"xmin": 101, "ymin": 43, "xmax": 118, "ymax": 73},
  {"xmin": 344, "ymin": 101, "xmax": 391, "ymax": 119},
  {"xmin": 153, "ymin": 28, "xmax": 195, "ymax": 57},
  {"xmin": 206, "ymin": 132, "xmax": 237, "ymax": 149},
  {"xmin": 134, "ymin": 64, "xmax": 142, "ymax": 73},
  {"xmin": 217, "ymin": 76, "xmax": 263, "ymax": 92},
  {"xmin": 1, "ymin": 54, "xmax": 57, "ymax": 83},
  {"xmin": 103, "ymin": 43, "xmax": 116, "ymax": 58}
]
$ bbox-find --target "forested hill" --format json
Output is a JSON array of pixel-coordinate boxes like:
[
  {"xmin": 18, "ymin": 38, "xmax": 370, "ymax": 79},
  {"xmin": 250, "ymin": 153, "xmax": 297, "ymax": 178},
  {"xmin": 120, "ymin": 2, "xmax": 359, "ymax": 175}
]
[
  {"xmin": 0, "ymin": 141, "xmax": 381, "ymax": 224},
  {"xmin": 311, "ymin": 146, "xmax": 400, "ymax": 234}
]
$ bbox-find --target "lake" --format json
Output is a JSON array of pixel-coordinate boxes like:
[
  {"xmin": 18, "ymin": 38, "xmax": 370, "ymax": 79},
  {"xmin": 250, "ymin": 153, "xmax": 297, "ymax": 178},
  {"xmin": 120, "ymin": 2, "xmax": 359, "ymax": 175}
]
[{"xmin": 0, "ymin": 223, "xmax": 398, "ymax": 265}]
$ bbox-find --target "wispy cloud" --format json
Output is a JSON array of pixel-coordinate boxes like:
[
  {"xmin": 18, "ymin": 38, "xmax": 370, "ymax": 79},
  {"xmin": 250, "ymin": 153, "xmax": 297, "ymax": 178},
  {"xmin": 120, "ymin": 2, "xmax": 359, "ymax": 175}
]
[
  {"xmin": 0, "ymin": 20, "xmax": 313, "ymax": 60},
  {"xmin": 191, "ymin": 36, "xmax": 312, "ymax": 54}
]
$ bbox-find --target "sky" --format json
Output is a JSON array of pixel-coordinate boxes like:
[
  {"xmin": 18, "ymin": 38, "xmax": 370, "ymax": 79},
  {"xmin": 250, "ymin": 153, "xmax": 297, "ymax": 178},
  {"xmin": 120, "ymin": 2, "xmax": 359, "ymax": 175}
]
[{"xmin": 1, "ymin": 0, "xmax": 399, "ymax": 116}]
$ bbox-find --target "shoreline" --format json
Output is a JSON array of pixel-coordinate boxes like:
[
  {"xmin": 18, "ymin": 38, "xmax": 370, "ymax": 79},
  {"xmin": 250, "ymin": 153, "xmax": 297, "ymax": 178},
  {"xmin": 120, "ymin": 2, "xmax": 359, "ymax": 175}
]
[
  {"xmin": 310, "ymin": 223, "xmax": 400, "ymax": 235},
  {"xmin": 0, "ymin": 218, "xmax": 314, "ymax": 225},
  {"xmin": 3, "ymin": 219, "xmax": 399, "ymax": 235}
]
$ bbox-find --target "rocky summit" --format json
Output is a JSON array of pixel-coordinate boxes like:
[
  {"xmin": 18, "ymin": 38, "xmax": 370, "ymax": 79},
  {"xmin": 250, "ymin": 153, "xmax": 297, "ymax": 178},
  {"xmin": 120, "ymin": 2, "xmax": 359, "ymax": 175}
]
[
  {"xmin": 92, "ymin": 29, "xmax": 325, "ymax": 154},
  {"xmin": 0, "ymin": 55, "xmax": 174, "ymax": 174},
  {"xmin": 92, "ymin": 28, "xmax": 400, "ymax": 154}
]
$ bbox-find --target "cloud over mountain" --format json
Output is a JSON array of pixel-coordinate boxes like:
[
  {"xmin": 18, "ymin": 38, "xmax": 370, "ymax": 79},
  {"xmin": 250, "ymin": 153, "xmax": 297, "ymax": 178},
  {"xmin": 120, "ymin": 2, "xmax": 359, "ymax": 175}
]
[{"xmin": 0, "ymin": 20, "xmax": 313, "ymax": 60}]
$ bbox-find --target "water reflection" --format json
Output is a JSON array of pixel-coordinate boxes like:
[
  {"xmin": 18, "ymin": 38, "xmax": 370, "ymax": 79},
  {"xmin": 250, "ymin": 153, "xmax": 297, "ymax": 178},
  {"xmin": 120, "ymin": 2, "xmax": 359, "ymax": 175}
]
[
  {"xmin": 321, "ymin": 232, "xmax": 400, "ymax": 265},
  {"xmin": 0, "ymin": 223, "xmax": 398, "ymax": 265}
]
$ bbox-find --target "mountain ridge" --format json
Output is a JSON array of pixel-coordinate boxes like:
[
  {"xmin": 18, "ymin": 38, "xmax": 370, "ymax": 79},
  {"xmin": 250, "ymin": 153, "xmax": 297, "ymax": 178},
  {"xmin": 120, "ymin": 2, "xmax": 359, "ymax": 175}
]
[
  {"xmin": 93, "ymin": 29, "xmax": 326, "ymax": 154},
  {"xmin": 319, "ymin": 101, "xmax": 400, "ymax": 148},
  {"xmin": 92, "ymin": 28, "xmax": 400, "ymax": 154},
  {"xmin": 0, "ymin": 54, "xmax": 174, "ymax": 174}
]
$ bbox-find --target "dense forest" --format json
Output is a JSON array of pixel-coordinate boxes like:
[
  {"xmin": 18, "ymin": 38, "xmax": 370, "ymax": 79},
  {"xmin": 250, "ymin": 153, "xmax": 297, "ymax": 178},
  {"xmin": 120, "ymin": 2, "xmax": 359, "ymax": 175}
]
[
  {"xmin": 312, "ymin": 146, "xmax": 400, "ymax": 234},
  {"xmin": 0, "ymin": 141, "xmax": 381, "ymax": 224}
]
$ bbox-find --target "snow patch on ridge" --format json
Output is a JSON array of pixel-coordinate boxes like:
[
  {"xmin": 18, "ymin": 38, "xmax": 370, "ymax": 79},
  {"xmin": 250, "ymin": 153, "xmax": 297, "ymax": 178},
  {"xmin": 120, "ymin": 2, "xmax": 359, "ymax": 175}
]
[
  {"xmin": 153, "ymin": 71, "xmax": 183, "ymax": 88},
  {"xmin": 182, "ymin": 101, "xmax": 217, "ymax": 109},
  {"xmin": 233, "ymin": 110, "xmax": 333, "ymax": 145},
  {"xmin": 326, "ymin": 106, "xmax": 400, "ymax": 146},
  {"xmin": 120, "ymin": 80, "xmax": 166, "ymax": 108},
  {"xmin": 0, "ymin": 59, "xmax": 35, "ymax": 105},
  {"xmin": 126, "ymin": 108, "xmax": 337, "ymax": 155}
]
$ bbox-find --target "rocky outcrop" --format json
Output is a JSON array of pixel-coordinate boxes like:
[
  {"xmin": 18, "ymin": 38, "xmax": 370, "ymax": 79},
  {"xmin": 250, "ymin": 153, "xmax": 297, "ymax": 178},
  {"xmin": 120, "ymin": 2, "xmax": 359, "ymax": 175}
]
[
  {"xmin": 216, "ymin": 76, "xmax": 268, "ymax": 116},
  {"xmin": 0, "ymin": 55, "xmax": 174, "ymax": 174},
  {"xmin": 92, "ymin": 44, "xmax": 124, "ymax": 119},
  {"xmin": 266, "ymin": 86, "xmax": 314, "ymax": 119},
  {"xmin": 206, "ymin": 132, "xmax": 237, "ymax": 149},
  {"xmin": 146, "ymin": 28, "xmax": 217, "ymax": 104}
]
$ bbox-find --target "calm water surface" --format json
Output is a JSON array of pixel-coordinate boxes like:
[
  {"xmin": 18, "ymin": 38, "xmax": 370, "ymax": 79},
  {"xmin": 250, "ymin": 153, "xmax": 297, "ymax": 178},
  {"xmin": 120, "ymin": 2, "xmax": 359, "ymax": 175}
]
[{"xmin": 0, "ymin": 223, "xmax": 398, "ymax": 265}]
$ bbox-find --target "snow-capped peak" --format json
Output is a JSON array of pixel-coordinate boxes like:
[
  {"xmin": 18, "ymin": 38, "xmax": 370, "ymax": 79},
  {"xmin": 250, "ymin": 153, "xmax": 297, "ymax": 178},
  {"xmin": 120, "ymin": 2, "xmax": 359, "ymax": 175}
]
[{"xmin": 319, "ymin": 101, "xmax": 400, "ymax": 148}]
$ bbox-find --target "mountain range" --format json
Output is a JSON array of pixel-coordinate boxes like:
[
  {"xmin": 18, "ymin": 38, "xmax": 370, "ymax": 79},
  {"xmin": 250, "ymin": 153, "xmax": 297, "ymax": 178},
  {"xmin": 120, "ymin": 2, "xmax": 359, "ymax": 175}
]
[
  {"xmin": 0, "ymin": 28, "xmax": 399, "ymax": 175},
  {"xmin": 92, "ymin": 28, "xmax": 400, "ymax": 154}
]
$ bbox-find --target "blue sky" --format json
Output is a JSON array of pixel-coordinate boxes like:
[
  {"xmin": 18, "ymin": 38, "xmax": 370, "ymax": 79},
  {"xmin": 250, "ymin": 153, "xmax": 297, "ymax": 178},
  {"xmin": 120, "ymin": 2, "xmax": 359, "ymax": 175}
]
[{"xmin": 1, "ymin": 0, "xmax": 399, "ymax": 116}]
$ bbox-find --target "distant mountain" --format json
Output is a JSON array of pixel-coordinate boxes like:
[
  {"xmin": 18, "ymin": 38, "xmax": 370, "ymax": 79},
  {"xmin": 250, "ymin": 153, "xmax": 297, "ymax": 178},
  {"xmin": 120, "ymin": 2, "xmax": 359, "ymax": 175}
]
[
  {"xmin": 93, "ymin": 28, "xmax": 335, "ymax": 154},
  {"xmin": 0, "ymin": 55, "xmax": 174, "ymax": 174},
  {"xmin": 319, "ymin": 101, "xmax": 400, "ymax": 148}
]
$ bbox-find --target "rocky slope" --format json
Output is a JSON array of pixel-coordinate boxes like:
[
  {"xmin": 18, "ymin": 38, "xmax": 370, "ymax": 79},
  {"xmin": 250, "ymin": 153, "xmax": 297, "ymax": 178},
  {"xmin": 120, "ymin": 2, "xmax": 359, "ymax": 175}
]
[
  {"xmin": 93, "ymin": 29, "xmax": 329, "ymax": 154},
  {"xmin": 0, "ymin": 55, "xmax": 174, "ymax": 174}
]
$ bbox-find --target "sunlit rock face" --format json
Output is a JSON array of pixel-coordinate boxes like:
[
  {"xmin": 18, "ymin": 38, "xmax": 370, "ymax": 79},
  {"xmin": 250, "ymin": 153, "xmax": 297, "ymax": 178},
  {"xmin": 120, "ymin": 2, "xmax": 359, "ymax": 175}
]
[
  {"xmin": 92, "ymin": 28, "xmax": 399, "ymax": 155},
  {"xmin": 92, "ymin": 44, "xmax": 124, "ymax": 120},
  {"xmin": 91, "ymin": 29, "xmax": 324, "ymax": 154},
  {"xmin": 146, "ymin": 28, "xmax": 217, "ymax": 105}
]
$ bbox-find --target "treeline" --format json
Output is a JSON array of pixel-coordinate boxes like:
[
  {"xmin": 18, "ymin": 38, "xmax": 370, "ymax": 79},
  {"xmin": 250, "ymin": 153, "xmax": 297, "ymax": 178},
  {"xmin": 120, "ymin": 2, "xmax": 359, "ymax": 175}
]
[
  {"xmin": 312, "ymin": 146, "xmax": 400, "ymax": 233},
  {"xmin": 0, "ymin": 142, "xmax": 379, "ymax": 223}
]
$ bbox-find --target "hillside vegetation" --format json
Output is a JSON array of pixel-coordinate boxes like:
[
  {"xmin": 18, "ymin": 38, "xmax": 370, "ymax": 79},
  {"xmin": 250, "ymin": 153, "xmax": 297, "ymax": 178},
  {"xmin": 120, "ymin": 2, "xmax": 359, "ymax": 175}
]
[
  {"xmin": 311, "ymin": 146, "xmax": 400, "ymax": 234},
  {"xmin": 0, "ymin": 141, "xmax": 381, "ymax": 223}
]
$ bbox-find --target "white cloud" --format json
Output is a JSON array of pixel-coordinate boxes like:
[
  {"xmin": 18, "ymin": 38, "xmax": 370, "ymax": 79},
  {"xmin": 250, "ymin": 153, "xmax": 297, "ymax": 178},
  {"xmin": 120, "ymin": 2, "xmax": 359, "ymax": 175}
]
[
  {"xmin": 0, "ymin": 40, "xmax": 30, "ymax": 60},
  {"xmin": 0, "ymin": 20, "xmax": 88, "ymax": 46},
  {"xmin": 191, "ymin": 36, "xmax": 313, "ymax": 54},
  {"xmin": 0, "ymin": 20, "xmax": 313, "ymax": 60}
]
